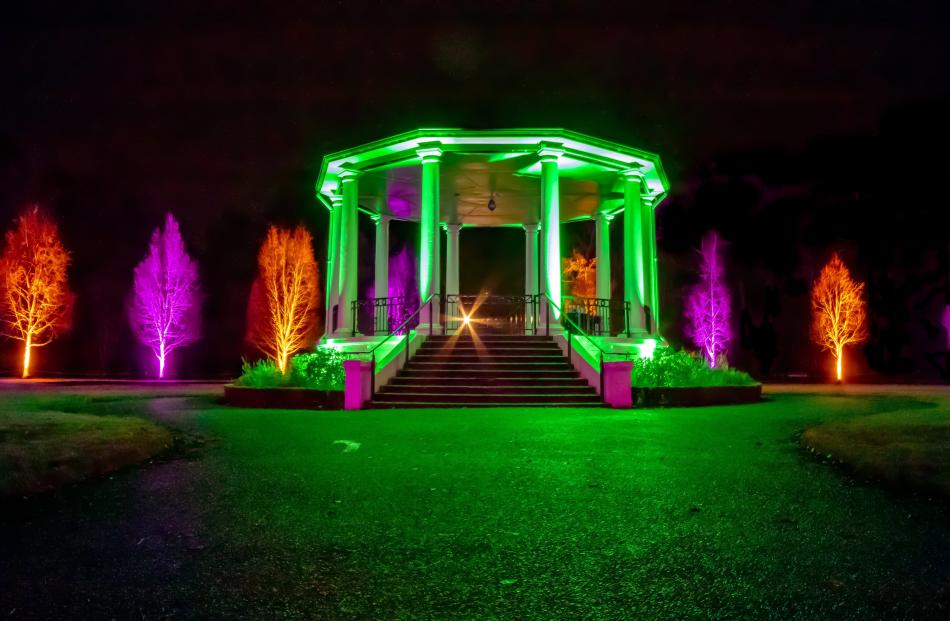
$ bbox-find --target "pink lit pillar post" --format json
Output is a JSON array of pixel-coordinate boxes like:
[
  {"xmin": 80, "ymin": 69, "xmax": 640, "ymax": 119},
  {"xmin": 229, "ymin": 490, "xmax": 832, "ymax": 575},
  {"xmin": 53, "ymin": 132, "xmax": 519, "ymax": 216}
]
[{"xmin": 344, "ymin": 359, "xmax": 373, "ymax": 410}]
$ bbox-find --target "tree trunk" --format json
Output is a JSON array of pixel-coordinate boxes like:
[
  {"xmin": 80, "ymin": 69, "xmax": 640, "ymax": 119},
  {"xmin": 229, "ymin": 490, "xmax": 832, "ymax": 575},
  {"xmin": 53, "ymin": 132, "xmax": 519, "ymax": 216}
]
[
  {"xmin": 835, "ymin": 345, "xmax": 843, "ymax": 382},
  {"xmin": 22, "ymin": 333, "xmax": 31, "ymax": 378}
]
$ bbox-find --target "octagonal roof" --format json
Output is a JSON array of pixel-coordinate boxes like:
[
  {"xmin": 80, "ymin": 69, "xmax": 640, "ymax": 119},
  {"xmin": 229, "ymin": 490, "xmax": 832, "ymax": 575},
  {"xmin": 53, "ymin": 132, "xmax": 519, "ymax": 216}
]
[{"xmin": 314, "ymin": 129, "xmax": 670, "ymax": 226}]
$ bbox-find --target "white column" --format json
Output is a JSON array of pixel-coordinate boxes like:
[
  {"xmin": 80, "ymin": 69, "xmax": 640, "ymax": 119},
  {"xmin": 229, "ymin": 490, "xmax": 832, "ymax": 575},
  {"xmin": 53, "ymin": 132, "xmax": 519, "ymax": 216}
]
[
  {"xmin": 324, "ymin": 194, "xmax": 343, "ymax": 337},
  {"xmin": 337, "ymin": 169, "xmax": 359, "ymax": 336},
  {"xmin": 539, "ymin": 143, "xmax": 564, "ymax": 334},
  {"xmin": 444, "ymin": 223, "xmax": 461, "ymax": 331},
  {"xmin": 594, "ymin": 212, "xmax": 612, "ymax": 300},
  {"xmin": 622, "ymin": 169, "xmax": 646, "ymax": 335},
  {"xmin": 373, "ymin": 215, "xmax": 390, "ymax": 300},
  {"xmin": 523, "ymin": 223, "xmax": 539, "ymax": 334},
  {"xmin": 417, "ymin": 143, "xmax": 442, "ymax": 333},
  {"xmin": 444, "ymin": 224, "xmax": 461, "ymax": 298},
  {"xmin": 594, "ymin": 211, "xmax": 612, "ymax": 336},
  {"xmin": 642, "ymin": 195, "xmax": 659, "ymax": 334}
]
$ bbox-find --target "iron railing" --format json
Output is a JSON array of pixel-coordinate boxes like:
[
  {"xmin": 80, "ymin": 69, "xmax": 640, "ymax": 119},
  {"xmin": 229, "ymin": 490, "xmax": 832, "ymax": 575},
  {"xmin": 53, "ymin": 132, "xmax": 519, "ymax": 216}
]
[
  {"xmin": 443, "ymin": 294, "xmax": 540, "ymax": 335},
  {"xmin": 350, "ymin": 296, "xmax": 412, "ymax": 337},
  {"xmin": 350, "ymin": 294, "xmax": 646, "ymax": 338}
]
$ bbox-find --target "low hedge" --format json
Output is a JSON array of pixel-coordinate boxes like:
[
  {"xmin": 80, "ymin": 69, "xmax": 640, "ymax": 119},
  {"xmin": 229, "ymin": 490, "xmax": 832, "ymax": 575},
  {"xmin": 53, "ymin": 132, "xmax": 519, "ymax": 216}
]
[
  {"xmin": 631, "ymin": 348, "xmax": 760, "ymax": 407},
  {"xmin": 223, "ymin": 385, "xmax": 344, "ymax": 410}
]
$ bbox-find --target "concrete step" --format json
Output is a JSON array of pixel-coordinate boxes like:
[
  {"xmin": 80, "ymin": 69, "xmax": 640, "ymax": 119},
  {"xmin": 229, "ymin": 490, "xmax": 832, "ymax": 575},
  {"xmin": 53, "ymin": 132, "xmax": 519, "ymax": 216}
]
[
  {"xmin": 406, "ymin": 360, "xmax": 574, "ymax": 373},
  {"xmin": 379, "ymin": 384, "xmax": 597, "ymax": 395},
  {"xmin": 389, "ymin": 376, "xmax": 590, "ymax": 387},
  {"xmin": 418, "ymin": 344, "xmax": 563, "ymax": 352},
  {"xmin": 397, "ymin": 369, "xmax": 580, "ymax": 379},
  {"xmin": 369, "ymin": 401, "xmax": 605, "ymax": 409},
  {"xmin": 372, "ymin": 392, "xmax": 603, "ymax": 404},
  {"xmin": 410, "ymin": 354, "xmax": 566, "ymax": 363}
]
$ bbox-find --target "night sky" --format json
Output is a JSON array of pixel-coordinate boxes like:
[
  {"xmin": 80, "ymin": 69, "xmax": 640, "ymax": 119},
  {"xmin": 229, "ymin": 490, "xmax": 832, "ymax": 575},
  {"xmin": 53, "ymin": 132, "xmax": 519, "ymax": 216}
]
[{"xmin": 2, "ymin": 1, "xmax": 949, "ymax": 379}]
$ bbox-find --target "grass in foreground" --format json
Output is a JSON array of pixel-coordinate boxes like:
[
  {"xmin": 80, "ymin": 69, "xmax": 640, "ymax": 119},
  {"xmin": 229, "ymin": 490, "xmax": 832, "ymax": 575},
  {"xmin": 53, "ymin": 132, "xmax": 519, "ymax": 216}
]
[
  {"xmin": 803, "ymin": 403, "xmax": 950, "ymax": 497},
  {"xmin": 0, "ymin": 394, "xmax": 172, "ymax": 496},
  {"xmin": 4, "ymin": 387, "xmax": 950, "ymax": 619}
]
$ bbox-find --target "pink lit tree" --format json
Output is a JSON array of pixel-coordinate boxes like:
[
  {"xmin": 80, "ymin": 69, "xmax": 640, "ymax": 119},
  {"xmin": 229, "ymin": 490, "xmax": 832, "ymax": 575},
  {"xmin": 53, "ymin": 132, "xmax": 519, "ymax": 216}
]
[
  {"xmin": 129, "ymin": 213, "xmax": 200, "ymax": 378},
  {"xmin": 685, "ymin": 232, "xmax": 732, "ymax": 367}
]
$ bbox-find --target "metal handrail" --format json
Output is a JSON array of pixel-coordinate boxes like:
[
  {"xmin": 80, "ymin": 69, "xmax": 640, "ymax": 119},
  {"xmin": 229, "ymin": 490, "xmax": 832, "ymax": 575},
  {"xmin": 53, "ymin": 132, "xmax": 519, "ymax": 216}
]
[
  {"xmin": 546, "ymin": 295, "xmax": 635, "ymax": 397},
  {"xmin": 342, "ymin": 295, "xmax": 434, "ymax": 396},
  {"xmin": 561, "ymin": 295, "xmax": 632, "ymax": 337},
  {"xmin": 351, "ymin": 296, "xmax": 412, "ymax": 336}
]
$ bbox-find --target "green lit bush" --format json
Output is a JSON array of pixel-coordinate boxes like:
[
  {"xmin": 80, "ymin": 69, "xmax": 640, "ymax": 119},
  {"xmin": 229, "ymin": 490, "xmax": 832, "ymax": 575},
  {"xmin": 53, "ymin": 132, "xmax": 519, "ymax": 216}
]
[
  {"xmin": 235, "ymin": 359, "xmax": 291, "ymax": 388},
  {"xmin": 235, "ymin": 348, "xmax": 346, "ymax": 390},
  {"xmin": 631, "ymin": 348, "xmax": 757, "ymax": 388},
  {"xmin": 289, "ymin": 348, "xmax": 346, "ymax": 390}
]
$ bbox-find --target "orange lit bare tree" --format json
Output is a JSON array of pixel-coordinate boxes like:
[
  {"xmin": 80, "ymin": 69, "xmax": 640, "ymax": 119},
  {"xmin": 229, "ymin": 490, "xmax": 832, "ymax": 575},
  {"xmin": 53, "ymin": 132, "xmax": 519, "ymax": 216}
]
[
  {"xmin": 811, "ymin": 253, "xmax": 867, "ymax": 382},
  {"xmin": 247, "ymin": 225, "xmax": 319, "ymax": 373},
  {"xmin": 0, "ymin": 206, "xmax": 74, "ymax": 377},
  {"xmin": 563, "ymin": 250, "xmax": 597, "ymax": 295}
]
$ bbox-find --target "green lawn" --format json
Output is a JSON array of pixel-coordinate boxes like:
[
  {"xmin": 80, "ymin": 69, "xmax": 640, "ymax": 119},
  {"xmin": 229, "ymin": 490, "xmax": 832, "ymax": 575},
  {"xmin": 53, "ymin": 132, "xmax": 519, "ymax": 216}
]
[
  {"xmin": 803, "ymin": 400, "xmax": 950, "ymax": 497},
  {"xmin": 0, "ymin": 392, "xmax": 172, "ymax": 496},
  {"xmin": 3, "ymin": 386, "xmax": 950, "ymax": 619}
]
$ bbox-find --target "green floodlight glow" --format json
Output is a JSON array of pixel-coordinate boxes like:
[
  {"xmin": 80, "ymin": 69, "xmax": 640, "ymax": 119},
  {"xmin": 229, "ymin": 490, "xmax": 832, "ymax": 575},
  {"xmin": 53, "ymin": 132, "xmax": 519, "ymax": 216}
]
[{"xmin": 639, "ymin": 338, "xmax": 658, "ymax": 359}]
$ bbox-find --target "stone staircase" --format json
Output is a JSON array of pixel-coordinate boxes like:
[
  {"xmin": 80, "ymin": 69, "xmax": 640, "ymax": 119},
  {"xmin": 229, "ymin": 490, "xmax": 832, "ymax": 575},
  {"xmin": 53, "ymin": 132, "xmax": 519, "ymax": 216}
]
[{"xmin": 371, "ymin": 334, "xmax": 603, "ymax": 408}]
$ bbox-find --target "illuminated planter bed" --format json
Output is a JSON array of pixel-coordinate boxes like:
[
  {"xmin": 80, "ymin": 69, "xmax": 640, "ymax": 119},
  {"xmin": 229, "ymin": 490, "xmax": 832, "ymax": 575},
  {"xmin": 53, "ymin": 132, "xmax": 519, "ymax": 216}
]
[
  {"xmin": 633, "ymin": 384, "xmax": 761, "ymax": 408},
  {"xmin": 223, "ymin": 385, "xmax": 344, "ymax": 410}
]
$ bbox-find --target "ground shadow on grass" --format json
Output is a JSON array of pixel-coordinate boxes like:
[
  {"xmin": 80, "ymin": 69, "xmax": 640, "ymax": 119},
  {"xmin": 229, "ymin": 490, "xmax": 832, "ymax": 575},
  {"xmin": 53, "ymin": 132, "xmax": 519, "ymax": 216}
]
[{"xmin": 802, "ymin": 398, "xmax": 950, "ymax": 500}]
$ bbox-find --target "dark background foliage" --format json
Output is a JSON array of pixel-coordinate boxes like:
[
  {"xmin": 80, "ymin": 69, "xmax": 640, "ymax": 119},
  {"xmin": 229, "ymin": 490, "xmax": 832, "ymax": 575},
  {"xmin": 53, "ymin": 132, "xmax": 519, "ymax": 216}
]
[{"xmin": 1, "ymin": 1, "xmax": 948, "ymax": 379}]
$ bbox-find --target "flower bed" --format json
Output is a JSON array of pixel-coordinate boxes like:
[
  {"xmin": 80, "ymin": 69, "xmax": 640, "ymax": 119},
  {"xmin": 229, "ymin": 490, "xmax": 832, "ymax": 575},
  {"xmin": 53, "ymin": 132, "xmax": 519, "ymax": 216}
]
[
  {"xmin": 224, "ymin": 349, "xmax": 344, "ymax": 409},
  {"xmin": 632, "ymin": 348, "xmax": 761, "ymax": 407}
]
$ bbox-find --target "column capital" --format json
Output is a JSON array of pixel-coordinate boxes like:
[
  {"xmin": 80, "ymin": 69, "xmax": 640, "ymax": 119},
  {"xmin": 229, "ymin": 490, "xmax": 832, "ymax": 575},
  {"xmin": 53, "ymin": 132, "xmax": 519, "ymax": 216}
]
[
  {"xmin": 621, "ymin": 167, "xmax": 645, "ymax": 182},
  {"xmin": 441, "ymin": 222, "xmax": 462, "ymax": 233},
  {"xmin": 537, "ymin": 142, "xmax": 564, "ymax": 162},
  {"xmin": 370, "ymin": 213, "xmax": 391, "ymax": 224},
  {"xmin": 329, "ymin": 193, "xmax": 344, "ymax": 208},
  {"xmin": 593, "ymin": 211, "xmax": 615, "ymax": 223},
  {"xmin": 416, "ymin": 142, "xmax": 443, "ymax": 163},
  {"xmin": 338, "ymin": 166, "xmax": 360, "ymax": 182},
  {"xmin": 522, "ymin": 222, "xmax": 540, "ymax": 233}
]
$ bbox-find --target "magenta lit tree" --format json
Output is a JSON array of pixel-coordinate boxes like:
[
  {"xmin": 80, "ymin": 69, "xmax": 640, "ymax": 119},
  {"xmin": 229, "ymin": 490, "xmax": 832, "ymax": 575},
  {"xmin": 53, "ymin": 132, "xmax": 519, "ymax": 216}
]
[
  {"xmin": 129, "ymin": 213, "xmax": 200, "ymax": 378},
  {"xmin": 685, "ymin": 231, "xmax": 731, "ymax": 368}
]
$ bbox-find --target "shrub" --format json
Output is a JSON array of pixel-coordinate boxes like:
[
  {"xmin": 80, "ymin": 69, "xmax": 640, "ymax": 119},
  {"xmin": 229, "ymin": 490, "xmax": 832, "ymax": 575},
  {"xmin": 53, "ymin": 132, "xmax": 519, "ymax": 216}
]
[
  {"xmin": 290, "ymin": 348, "xmax": 346, "ymax": 390},
  {"xmin": 234, "ymin": 347, "xmax": 346, "ymax": 390},
  {"xmin": 234, "ymin": 359, "xmax": 293, "ymax": 388},
  {"xmin": 631, "ymin": 348, "xmax": 757, "ymax": 388}
]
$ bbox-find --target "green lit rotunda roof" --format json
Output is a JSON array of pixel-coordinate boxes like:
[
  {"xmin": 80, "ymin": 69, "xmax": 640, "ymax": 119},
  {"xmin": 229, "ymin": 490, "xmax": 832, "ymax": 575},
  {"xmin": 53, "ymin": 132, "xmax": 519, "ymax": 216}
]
[{"xmin": 315, "ymin": 129, "xmax": 669, "ymax": 226}]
